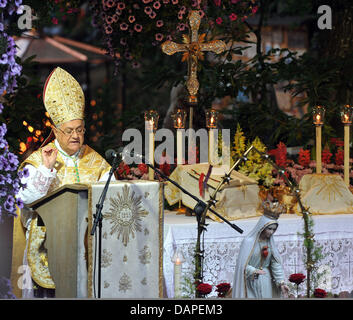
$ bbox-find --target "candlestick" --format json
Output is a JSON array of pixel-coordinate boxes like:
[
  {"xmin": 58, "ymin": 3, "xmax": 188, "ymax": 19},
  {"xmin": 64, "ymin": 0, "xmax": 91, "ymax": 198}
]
[
  {"xmin": 209, "ymin": 128, "xmax": 217, "ymax": 165},
  {"xmin": 148, "ymin": 130, "xmax": 154, "ymax": 180},
  {"xmin": 312, "ymin": 106, "xmax": 325, "ymax": 174},
  {"xmin": 341, "ymin": 104, "xmax": 353, "ymax": 186},
  {"xmin": 174, "ymin": 259, "xmax": 182, "ymax": 298},
  {"xmin": 316, "ymin": 125, "xmax": 322, "ymax": 174},
  {"xmin": 144, "ymin": 110, "xmax": 159, "ymax": 180},
  {"xmin": 172, "ymin": 249, "xmax": 185, "ymax": 298},
  {"xmin": 344, "ymin": 125, "xmax": 350, "ymax": 186},
  {"xmin": 177, "ymin": 129, "xmax": 183, "ymax": 165}
]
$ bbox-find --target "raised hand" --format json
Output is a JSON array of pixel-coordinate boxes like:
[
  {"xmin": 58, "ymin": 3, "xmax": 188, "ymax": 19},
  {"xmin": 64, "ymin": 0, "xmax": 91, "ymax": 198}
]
[{"xmin": 41, "ymin": 145, "xmax": 58, "ymax": 170}]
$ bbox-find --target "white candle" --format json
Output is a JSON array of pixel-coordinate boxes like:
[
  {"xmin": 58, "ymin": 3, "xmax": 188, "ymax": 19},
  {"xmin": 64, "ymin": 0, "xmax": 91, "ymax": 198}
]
[
  {"xmin": 148, "ymin": 130, "xmax": 154, "ymax": 180},
  {"xmin": 344, "ymin": 124, "xmax": 350, "ymax": 186},
  {"xmin": 209, "ymin": 128, "xmax": 216, "ymax": 165},
  {"xmin": 174, "ymin": 259, "xmax": 182, "ymax": 298},
  {"xmin": 316, "ymin": 126, "xmax": 322, "ymax": 174},
  {"xmin": 177, "ymin": 129, "xmax": 183, "ymax": 165}
]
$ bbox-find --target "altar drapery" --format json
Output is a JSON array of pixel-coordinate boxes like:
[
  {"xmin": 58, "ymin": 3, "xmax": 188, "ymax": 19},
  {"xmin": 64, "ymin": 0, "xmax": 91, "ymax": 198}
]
[
  {"xmin": 88, "ymin": 181, "xmax": 163, "ymax": 298},
  {"xmin": 164, "ymin": 163, "xmax": 262, "ymax": 221},
  {"xmin": 297, "ymin": 174, "xmax": 353, "ymax": 215}
]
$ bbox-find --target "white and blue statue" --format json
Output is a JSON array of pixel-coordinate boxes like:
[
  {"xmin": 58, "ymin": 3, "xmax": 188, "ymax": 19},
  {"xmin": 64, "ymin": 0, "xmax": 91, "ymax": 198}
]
[{"xmin": 232, "ymin": 197, "xmax": 289, "ymax": 298}]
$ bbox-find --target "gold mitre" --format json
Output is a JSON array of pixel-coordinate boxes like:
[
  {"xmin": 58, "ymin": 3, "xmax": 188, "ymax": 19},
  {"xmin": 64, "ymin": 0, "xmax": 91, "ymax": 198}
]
[
  {"xmin": 262, "ymin": 199, "xmax": 285, "ymax": 220},
  {"xmin": 43, "ymin": 67, "xmax": 85, "ymax": 127}
]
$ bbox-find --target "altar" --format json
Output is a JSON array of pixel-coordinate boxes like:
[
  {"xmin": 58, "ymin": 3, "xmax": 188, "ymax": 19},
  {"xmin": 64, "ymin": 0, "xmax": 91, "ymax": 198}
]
[{"xmin": 163, "ymin": 211, "xmax": 353, "ymax": 297}]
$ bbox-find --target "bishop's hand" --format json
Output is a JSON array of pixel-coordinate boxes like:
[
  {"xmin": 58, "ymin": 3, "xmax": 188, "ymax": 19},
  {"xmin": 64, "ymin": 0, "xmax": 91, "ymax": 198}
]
[{"xmin": 42, "ymin": 145, "xmax": 58, "ymax": 170}]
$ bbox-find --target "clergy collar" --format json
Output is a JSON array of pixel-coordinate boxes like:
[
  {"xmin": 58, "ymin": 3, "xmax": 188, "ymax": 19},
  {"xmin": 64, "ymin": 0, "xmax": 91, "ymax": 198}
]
[{"xmin": 54, "ymin": 139, "xmax": 81, "ymax": 159}]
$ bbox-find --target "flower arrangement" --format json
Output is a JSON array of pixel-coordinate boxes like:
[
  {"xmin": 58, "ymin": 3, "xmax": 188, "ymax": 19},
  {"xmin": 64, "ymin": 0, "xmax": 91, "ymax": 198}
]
[
  {"xmin": 0, "ymin": 0, "xmax": 23, "ymax": 97},
  {"xmin": 89, "ymin": 0, "xmax": 259, "ymax": 69},
  {"xmin": 232, "ymin": 124, "xmax": 274, "ymax": 187},
  {"xmin": 195, "ymin": 282, "xmax": 213, "ymax": 296},
  {"xmin": 0, "ymin": 0, "xmax": 26, "ymax": 222},
  {"xmin": 313, "ymin": 288, "xmax": 327, "ymax": 298},
  {"xmin": 215, "ymin": 282, "xmax": 230, "ymax": 297},
  {"xmin": 288, "ymin": 273, "xmax": 306, "ymax": 298},
  {"xmin": 0, "ymin": 123, "xmax": 27, "ymax": 221},
  {"xmin": 269, "ymin": 137, "xmax": 349, "ymax": 187}
]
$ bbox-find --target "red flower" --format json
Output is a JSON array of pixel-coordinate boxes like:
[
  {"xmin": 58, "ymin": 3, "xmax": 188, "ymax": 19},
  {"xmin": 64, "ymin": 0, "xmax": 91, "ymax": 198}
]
[
  {"xmin": 322, "ymin": 147, "xmax": 332, "ymax": 164},
  {"xmin": 261, "ymin": 246, "xmax": 268, "ymax": 258},
  {"xmin": 298, "ymin": 149, "xmax": 311, "ymax": 167},
  {"xmin": 196, "ymin": 283, "xmax": 212, "ymax": 295},
  {"xmin": 314, "ymin": 288, "xmax": 327, "ymax": 298},
  {"xmin": 216, "ymin": 282, "xmax": 230, "ymax": 297},
  {"xmin": 138, "ymin": 163, "xmax": 148, "ymax": 174},
  {"xmin": 213, "ymin": 0, "xmax": 221, "ymax": 6},
  {"xmin": 289, "ymin": 273, "xmax": 306, "ymax": 285},
  {"xmin": 216, "ymin": 17, "xmax": 223, "ymax": 25},
  {"xmin": 229, "ymin": 13, "xmax": 237, "ymax": 21}
]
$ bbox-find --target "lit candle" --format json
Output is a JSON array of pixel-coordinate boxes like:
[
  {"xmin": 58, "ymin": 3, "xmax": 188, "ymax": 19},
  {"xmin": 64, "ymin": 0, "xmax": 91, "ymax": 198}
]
[
  {"xmin": 209, "ymin": 128, "xmax": 216, "ymax": 165},
  {"xmin": 316, "ymin": 126, "xmax": 322, "ymax": 174},
  {"xmin": 344, "ymin": 124, "xmax": 350, "ymax": 186},
  {"xmin": 174, "ymin": 258, "xmax": 182, "ymax": 298},
  {"xmin": 341, "ymin": 105, "xmax": 352, "ymax": 186},
  {"xmin": 148, "ymin": 121, "xmax": 154, "ymax": 180},
  {"xmin": 313, "ymin": 106, "xmax": 325, "ymax": 174},
  {"xmin": 177, "ymin": 129, "xmax": 183, "ymax": 165}
]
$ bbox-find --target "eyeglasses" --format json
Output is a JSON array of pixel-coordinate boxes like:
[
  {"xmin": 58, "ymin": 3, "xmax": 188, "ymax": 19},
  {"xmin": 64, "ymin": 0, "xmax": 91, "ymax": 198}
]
[{"xmin": 56, "ymin": 127, "xmax": 86, "ymax": 136}]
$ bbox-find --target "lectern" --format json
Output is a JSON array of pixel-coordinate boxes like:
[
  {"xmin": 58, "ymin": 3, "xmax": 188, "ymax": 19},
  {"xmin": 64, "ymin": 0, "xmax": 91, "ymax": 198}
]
[{"xmin": 28, "ymin": 184, "xmax": 89, "ymax": 298}]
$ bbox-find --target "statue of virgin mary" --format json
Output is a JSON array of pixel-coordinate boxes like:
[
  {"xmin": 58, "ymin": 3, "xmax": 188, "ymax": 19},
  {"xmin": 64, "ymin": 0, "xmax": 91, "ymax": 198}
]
[{"xmin": 232, "ymin": 199, "xmax": 289, "ymax": 298}]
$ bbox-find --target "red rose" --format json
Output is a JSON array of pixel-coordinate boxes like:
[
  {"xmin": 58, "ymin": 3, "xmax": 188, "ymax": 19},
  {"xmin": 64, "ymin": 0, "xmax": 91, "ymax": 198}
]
[
  {"xmin": 289, "ymin": 273, "xmax": 306, "ymax": 285},
  {"xmin": 216, "ymin": 282, "xmax": 230, "ymax": 297},
  {"xmin": 314, "ymin": 288, "xmax": 327, "ymax": 298},
  {"xmin": 138, "ymin": 163, "xmax": 148, "ymax": 174},
  {"xmin": 196, "ymin": 283, "xmax": 212, "ymax": 295}
]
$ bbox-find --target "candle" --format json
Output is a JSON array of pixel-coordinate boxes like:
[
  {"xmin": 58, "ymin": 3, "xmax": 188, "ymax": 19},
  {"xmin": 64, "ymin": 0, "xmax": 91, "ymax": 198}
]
[
  {"xmin": 344, "ymin": 124, "xmax": 350, "ymax": 186},
  {"xmin": 316, "ymin": 126, "xmax": 322, "ymax": 174},
  {"xmin": 209, "ymin": 128, "xmax": 216, "ymax": 165},
  {"xmin": 148, "ymin": 130, "xmax": 154, "ymax": 180},
  {"xmin": 341, "ymin": 105, "xmax": 352, "ymax": 186},
  {"xmin": 177, "ymin": 129, "xmax": 183, "ymax": 165},
  {"xmin": 312, "ymin": 106, "xmax": 325, "ymax": 174},
  {"xmin": 174, "ymin": 258, "xmax": 182, "ymax": 298}
]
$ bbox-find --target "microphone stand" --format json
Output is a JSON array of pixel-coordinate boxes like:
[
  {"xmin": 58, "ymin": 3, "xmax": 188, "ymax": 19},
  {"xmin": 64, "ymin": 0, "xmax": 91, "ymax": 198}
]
[
  {"xmin": 136, "ymin": 154, "xmax": 243, "ymax": 297},
  {"xmin": 90, "ymin": 154, "xmax": 119, "ymax": 298}
]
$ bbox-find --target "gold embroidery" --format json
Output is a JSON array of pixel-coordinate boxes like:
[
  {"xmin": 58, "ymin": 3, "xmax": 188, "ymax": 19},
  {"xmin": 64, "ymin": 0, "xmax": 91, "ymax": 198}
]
[
  {"xmin": 119, "ymin": 273, "xmax": 132, "ymax": 293},
  {"xmin": 138, "ymin": 245, "xmax": 152, "ymax": 265},
  {"xmin": 101, "ymin": 249, "xmax": 112, "ymax": 268},
  {"xmin": 103, "ymin": 185, "xmax": 149, "ymax": 247},
  {"xmin": 27, "ymin": 218, "xmax": 55, "ymax": 289},
  {"xmin": 104, "ymin": 281, "xmax": 110, "ymax": 289},
  {"xmin": 123, "ymin": 255, "xmax": 128, "ymax": 263}
]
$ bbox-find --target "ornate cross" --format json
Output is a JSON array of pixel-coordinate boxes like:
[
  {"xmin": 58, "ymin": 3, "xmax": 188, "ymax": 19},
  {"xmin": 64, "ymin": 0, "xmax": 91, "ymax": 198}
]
[{"xmin": 161, "ymin": 10, "xmax": 226, "ymax": 126}]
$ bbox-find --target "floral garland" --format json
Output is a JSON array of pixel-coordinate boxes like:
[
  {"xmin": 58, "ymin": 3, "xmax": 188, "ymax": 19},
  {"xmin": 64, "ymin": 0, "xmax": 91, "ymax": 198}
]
[
  {"xmin": 89, "ymin": 0, "xmax": 259, "ymax": 69},
  {"xmin": 0, "ymin": 0, "xmax": 26, "ymax": 221}
]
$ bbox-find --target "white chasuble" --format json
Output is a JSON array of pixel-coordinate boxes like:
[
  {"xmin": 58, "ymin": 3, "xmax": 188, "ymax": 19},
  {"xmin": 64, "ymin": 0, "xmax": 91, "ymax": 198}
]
[{"xmin": 88, "ymin": 181, "xmax": 164, "ymax": 298}]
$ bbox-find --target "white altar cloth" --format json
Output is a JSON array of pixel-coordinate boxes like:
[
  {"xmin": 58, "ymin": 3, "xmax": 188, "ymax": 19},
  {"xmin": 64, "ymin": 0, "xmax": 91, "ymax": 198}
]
[{"xmin": 163, "ymin": 212, "xmax": 353, "ymax": 297}]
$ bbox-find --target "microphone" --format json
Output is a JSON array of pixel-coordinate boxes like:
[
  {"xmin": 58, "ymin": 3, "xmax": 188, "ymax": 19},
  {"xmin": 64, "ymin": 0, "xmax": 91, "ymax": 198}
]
[
  {"xmin": 105, "ymin": 148, "xmax": 120, "ymax": 160},
  {"xmin": 105, "ymin": 148, "xmax": 144, "ymax": 162}
]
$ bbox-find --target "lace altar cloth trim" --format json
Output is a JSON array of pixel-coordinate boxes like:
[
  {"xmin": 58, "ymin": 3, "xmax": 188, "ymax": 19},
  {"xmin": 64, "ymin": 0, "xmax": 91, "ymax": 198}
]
[{"xmin": 163, "ymin": 213, "xmax": 353, "ymax": 297}]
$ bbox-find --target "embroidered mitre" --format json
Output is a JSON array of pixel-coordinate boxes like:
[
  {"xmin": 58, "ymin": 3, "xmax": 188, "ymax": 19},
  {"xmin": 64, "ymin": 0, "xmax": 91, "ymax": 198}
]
[{"xmin": 43, "ymin": 67, "xmax": 85, "ymax": 127}]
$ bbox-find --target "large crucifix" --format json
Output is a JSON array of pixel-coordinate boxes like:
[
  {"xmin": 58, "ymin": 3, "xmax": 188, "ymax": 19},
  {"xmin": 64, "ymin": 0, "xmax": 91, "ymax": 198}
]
[{"xmin": 161, "ymin": 10, "xmax": 226, "ymax": 129}]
